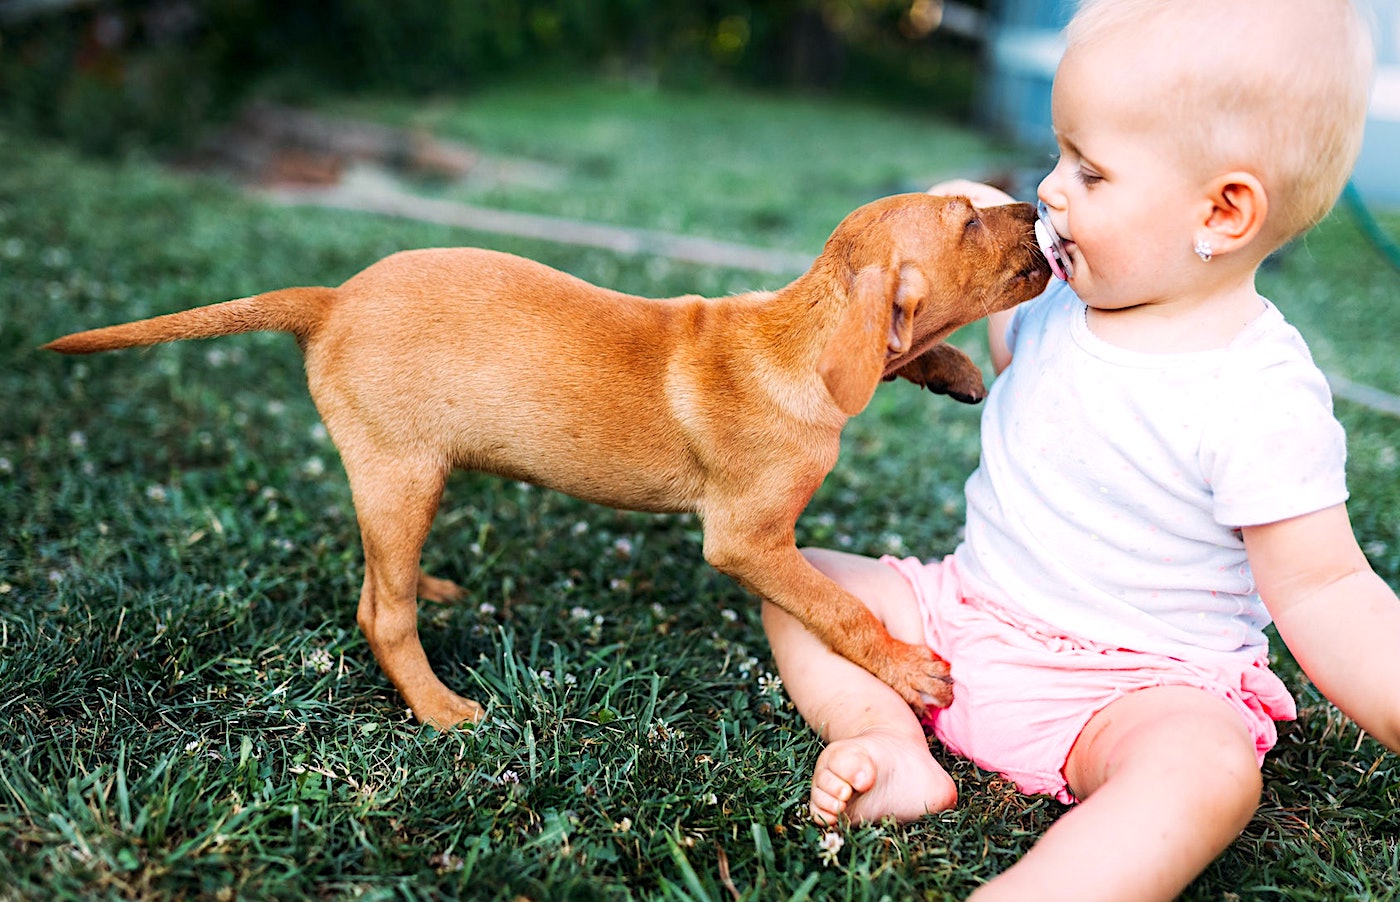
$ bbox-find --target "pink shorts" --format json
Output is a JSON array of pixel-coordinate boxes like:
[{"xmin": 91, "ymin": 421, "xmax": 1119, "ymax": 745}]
[{"xmin": 883, "ymin": 554, "xmax": 1297, "ymax": 804}]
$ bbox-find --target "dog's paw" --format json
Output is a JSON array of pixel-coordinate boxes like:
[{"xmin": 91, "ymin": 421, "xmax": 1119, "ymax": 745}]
[
  {"xmin": 918, "ymin": 659, "xmax": 955, "ymax": 710},
  {"xmin": 887, "ymin": 344, "xmax": 987, "ymax": 405},
  {"xmin": 883, "ymin": 645, "xmax": 954, "ymax": 713},
  {"xmin": 416, "ymin": 692, "xmax": 486, "ymax": 731},
  {"xmin": 417, "ymin": 572, "xmax": 467, "ymax": 604}
]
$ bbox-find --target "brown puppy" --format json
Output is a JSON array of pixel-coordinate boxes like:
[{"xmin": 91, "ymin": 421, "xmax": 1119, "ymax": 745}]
[{"xmin": 45, "ymin": 193, "xmax": 1048, "ymax": 729}]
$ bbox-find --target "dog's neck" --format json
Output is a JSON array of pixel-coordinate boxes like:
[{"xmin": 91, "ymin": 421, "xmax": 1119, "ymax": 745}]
[{"xmin": 766, "ymin": 265, "xmax": 854, "ymax": 358}]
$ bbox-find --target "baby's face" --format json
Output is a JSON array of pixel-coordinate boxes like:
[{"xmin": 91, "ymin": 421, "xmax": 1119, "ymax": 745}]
[{"xmin": 1035, "ymin": 40, "xmax": 1211, "ymax": 309}]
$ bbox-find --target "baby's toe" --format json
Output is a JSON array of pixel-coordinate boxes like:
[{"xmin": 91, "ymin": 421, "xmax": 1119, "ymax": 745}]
[
  {"xmin": 809, "ymin": 786, "xmax": 846, "ymax": 826},
  {"xmin": 818, "ymin": 741, "xmax": 877, "ymax": 794}
]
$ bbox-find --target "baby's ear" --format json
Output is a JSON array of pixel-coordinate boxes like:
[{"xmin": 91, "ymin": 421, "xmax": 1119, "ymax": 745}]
[{"xmin": 1202, "ymin": 172, "xmax": 1267, "ymax": 252}]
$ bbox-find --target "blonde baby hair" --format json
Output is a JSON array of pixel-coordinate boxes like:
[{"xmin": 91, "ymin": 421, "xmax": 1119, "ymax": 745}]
[{"xmin": 1066, "ymin": 0, "xmax": 1374, "ymax": 248}]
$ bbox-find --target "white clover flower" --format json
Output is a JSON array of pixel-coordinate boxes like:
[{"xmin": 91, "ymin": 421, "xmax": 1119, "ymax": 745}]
[
  {"xmin": 307, "ymin": 649, "xmax": 334, "ymax": 675},
  {"xmin": 478, "ymin": 602, "xmax": 498, "ymax": 617},
  {"xmin": 68, "ymin": 430, "xmax": 87, "ymax": 450},
  {"xmin": 570, "ymin": 606, "xmax": 592, "ymax": 621},
  {"xmin": 302, "ymin": 457, "xmax": 326, "ymax": 477},
  {"xmin": 145, "ymin": 484, "xmax": 168, "ymax": 503},
  {"xmin": 720, "ymin": 608, "xmax": 738, "ymax": 622},
  {"xmin": 647, "ymin": 719, "xmax": 686, "ymax": 746},
  {"xmin": 429, "ymin": 851, "xmax": 465, "ymax": 873},
  {"xmin": 499, "ymin": 769, "xmax": 521, "ymax": 785},
  {"xmin": 758, "ymin": 672, "xmax": 783, "ymax": 695},
  {"xmin": 612, "ymin": 537, "xmax": 633, "ymax": 557},
  {"xmin": 817, "ymin": 830, "xmax": 844, "ymax": 866},
  {"xmin": 571, "ymin": 521, "xmax": 589, "ymax": 536}
]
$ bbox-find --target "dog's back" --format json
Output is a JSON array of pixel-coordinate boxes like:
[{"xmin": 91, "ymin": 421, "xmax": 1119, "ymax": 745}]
[{"xmin": 304, "ymin": 247, "xmax": 719, "ymax": 512}]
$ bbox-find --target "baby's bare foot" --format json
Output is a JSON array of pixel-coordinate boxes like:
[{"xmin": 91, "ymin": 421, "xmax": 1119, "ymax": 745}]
[{"xmin": 809, "ymin": 729, "xmax": 956, "ymax": 826}]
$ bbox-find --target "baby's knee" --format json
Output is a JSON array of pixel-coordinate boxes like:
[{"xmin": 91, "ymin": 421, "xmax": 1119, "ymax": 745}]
[
  {"xmin": 1150, "ymin": 710, "xmax": 1263, "ymax": 827},
  {"xmin": 1075, "ymin": 687, "xmax": 1264, "ymax": 824},
  {"xmin": 1190, "ymin": 740, "xmax": 1262, "ymax": 824}
]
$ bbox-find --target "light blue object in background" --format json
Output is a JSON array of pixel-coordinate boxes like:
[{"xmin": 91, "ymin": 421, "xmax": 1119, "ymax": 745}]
[
  {"xmin": 1352, "ymin": 0, "xmax": 1399, "ymax": 206},
  {"xmin": 980, "ymin": 0, "xmax": 1400, "ymax": 207}
]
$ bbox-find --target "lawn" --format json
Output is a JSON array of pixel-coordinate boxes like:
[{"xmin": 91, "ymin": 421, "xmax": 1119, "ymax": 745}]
[{"xmin": 2, "ymin": 81, "xmax": 1399, "ymax": 900}]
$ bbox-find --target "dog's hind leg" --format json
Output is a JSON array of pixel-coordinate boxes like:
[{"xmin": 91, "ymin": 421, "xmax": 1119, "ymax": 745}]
[
  {"xmin": 418, "ymin": 572, "xmax": 466, "ymax": 604},
  {"xmin": 346, "ymin": 453, "xmax": 484, "ymax": 728}
]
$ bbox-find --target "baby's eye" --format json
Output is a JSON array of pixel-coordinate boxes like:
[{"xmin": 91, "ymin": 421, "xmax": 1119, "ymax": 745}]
[{"xmin": 1074, "ymin": 167, "xmax": 1103, "ymax": 186}]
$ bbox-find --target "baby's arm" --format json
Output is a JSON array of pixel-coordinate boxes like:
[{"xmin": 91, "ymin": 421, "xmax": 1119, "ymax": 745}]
[
  {"xmin": 1245, "ymin": 503, "xmax": 1400, "ymax": 752},
  {"xmin": 925, "ymin": 179, "xmax": 1022, "ymax": 374},
  {"xmin": 987, "ymin": 308, "xmax": 1017, "ymax": 375}
]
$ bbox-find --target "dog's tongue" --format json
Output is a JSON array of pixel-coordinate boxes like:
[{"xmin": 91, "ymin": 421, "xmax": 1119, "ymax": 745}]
[{"xmin": 1035, "ymin": 203, "xmax": 1073, "ymax": 282}]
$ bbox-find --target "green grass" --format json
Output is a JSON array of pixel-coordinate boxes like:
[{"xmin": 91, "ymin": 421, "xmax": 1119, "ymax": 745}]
[
  {"xmin": 323, "ymin": 80, "xmax": 1026, "ymax": 253},
  {"xmin": 3, "ymin": 81, "xmax": 1400, "ymax": 900}
]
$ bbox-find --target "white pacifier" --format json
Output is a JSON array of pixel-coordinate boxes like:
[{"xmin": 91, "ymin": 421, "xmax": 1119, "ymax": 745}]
[{"xmin": 1035, "ymin": 202, "xmax": 1073, "ymax": 281}]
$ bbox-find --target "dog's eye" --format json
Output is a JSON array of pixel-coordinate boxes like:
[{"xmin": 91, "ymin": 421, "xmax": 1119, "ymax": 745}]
[{"xmin": 963, "ymin": 216, "xmax": 981, "ymax": 233}]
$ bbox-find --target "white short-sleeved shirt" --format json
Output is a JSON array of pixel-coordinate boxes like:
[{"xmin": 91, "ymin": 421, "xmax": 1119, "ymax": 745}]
[{"xmin": 952, "ymin": 280, "xmax": 1348, "ymax": 662}]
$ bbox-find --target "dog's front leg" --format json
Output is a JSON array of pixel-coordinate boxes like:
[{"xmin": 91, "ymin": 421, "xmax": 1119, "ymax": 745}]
[
  {"xmin": 702, "ymin": 516, "xmax": 952, "ymax": 711},
  {"xmin": 885, "ymin": 343, "xmax": 987, "ymax": 404}
]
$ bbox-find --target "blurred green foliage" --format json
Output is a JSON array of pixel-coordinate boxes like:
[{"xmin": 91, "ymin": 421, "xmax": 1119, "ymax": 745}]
[{"xmin": 0, "ymin": 0, "xmax": 985, "ymax": 154}]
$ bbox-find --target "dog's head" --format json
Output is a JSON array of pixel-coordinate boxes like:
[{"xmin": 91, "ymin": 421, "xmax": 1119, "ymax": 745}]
[{"xmin": 814, "ymin": 193, "xmax": 1049, "ymax": 416}]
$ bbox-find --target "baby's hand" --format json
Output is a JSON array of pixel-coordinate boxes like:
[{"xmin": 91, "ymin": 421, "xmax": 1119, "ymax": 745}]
[{"xmin": 927, "ymin": 179, "xmax": 1018, "ymax": 208}]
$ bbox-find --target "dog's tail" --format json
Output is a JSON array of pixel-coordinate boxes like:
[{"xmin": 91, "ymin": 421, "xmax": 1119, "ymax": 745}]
[{"xmin": 42, "ymin": 286, "xmax": 335, "ymax": 355}]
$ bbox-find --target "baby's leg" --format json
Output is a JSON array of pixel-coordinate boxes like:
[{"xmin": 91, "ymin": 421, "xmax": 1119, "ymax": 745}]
[
  {"xmin": 762, "ymin": 548, "xmax": 956, "ymax": 825},
  {"xmin": 970, "ymin": 686, "xmax": 1263, "ymax": 902}
]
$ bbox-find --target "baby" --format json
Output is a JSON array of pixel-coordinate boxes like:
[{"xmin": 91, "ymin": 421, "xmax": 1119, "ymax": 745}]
[{"xmin": 763, "ymin": 0, "xmax": 1397, "ymax": 899}]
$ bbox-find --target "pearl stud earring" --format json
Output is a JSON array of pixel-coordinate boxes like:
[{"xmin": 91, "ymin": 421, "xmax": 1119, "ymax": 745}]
[{"xmin": 1194, "ymin": 238, "xmax": 1213, "ymax": 262}]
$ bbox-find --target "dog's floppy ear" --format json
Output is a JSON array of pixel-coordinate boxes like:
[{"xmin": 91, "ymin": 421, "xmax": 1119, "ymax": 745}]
[
  {"xmin": 888, "ymin": 263, "xmax": 924, "ymax": 357},
  {"xmin": 819, "ymin": 263, "xmax": 927, "ymax": 416}
]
